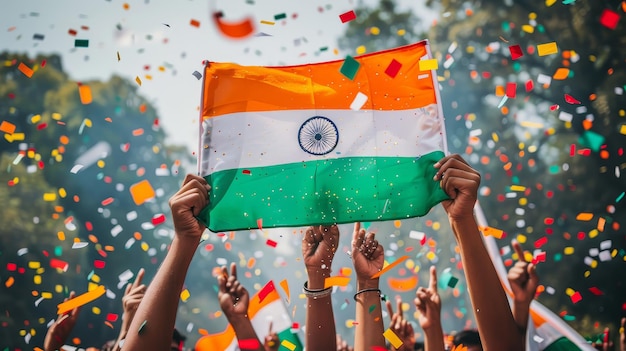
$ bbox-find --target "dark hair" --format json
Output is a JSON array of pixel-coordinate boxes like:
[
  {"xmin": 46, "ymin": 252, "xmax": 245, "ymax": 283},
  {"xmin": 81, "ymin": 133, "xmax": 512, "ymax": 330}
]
[
  {"xmin": 173, "ymin": 328, "xmax": 187, "ymax": 344},
  {"xmin": 453, "ymin": 329, "xmax": 481, "ymax": 347}
]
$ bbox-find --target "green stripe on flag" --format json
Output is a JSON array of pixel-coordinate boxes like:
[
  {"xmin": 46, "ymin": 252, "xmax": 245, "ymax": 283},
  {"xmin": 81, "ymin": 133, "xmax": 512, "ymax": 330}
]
[
  {"xmin": 201, "ymin": 151, "xmax": 448, "ymax": 232},
  {"xmin": 543, "ymin": 337, "xmax": 582, "ymax": 351},
  {"xmin": 277, "ymin": 328, "xmax": 303, "ymax": 351}
]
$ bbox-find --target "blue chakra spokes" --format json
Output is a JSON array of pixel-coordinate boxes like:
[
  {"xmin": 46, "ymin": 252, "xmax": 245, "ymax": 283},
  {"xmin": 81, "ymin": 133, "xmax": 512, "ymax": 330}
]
[{"xmin": 298, "ymin": 116, "xmax": 339, "ymax": 156}]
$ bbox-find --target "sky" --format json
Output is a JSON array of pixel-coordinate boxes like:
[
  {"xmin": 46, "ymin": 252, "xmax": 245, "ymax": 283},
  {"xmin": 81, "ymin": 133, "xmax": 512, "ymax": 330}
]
[{"xmin": 1, "ymin": 0, "xmax": 438, "ymax": 153}]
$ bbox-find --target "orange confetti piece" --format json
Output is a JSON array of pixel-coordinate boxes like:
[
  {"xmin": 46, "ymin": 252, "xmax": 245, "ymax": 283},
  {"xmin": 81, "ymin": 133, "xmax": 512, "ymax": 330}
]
[
  {"xmin": 0, "ymin": 121, "xmax": 16, "ymax": 134},
  {"xmin": 324, "ymin": 276, "xmax": 350, "ymax": 288},
  {"xmin": 190, "ymin": 19, "xmax": 201, "ymax": 27},
  {"xmin": 576, "ymin": 212, "xmax": 593, "ymax": 221},
  {"xmin": 18, "ymin": 62, "xmax": 34, "ymax": 78},
  {"xmin": 57, "ymin": 285, "xmax": 106, "ymax": 314},
  {"xmin": 371, "ymin": 255, "xmax": 409, "ymax": 279},
  {"xmin": 213, "ymin": 12, "xmax": 255, "ymax": 39},
  {"xmin": 129, "ymin": 179, "xmax": 156, "ymax": 205},
  {"xmin": 5, "ymin": 276, "xmax": 14, "ymax": 288},
  {"xmin": 279, "ymin": 279, "xmax": 290, "ymax": 302},
  {"xmin": 78, "ymin": 85, "xmax": 93, "ymax": 104},
  {"xmin": 387, "ymin": 275, "xmax": 418, "ymax": 292},
  {"xmin": 553, "ymin": 68, "xmax": 570, "ymax": 80}
]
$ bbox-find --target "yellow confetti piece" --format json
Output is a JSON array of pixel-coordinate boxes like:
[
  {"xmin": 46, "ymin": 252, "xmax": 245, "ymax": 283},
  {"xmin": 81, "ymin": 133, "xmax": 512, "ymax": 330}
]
[
  {"xmin": 41, "ymin": 292, "xmax": 53, "ymax": 299},
  {"xmin": 280, "ymin": 340, "xmax": 296, "ymax": 351},
  {"xmin": 31, "ymin": 114, "xmax": 41, "ymax": 124},
  {"xmin": 426, "ymin": 251, "xmax": 436, "ymax": 261},
  {"xmin": 356, "ymin": 45, "xmax": 366, "ymax": 55},
  {"xmin": 564, "ymin": 247, "xmax": 574, "ymax": 255},
  {"xmin": 418, "ymin": 58, "xmax": 438, "ymax": 71},
  {"xmin": 260, "ymin": 20, "xmax": 275, "ymax": 25},
  {"xmin": 537, "ymin": 42, "xmax": 558, "ymax": 56},
  {"xmin": 92, "ymin": 306, "xmax": 101, "ymax": 315},
  {"xmin": 546, "ymin": 0, "xmax": 557, "ymax": 5},
  {"xmin": 180, "ymin": 289, "xmax": 190, "ymax": 302},
  {"xmin": 589, "ymin": 229, "xmax": 599, "ymax": 239},
  {"xmin": 576, "ymin": 212, "xmax": 593, "ymax": 221},
  {"xmin": 371, "ymin": 256, "xmax": 409, "ymax": 279},
  {"xmin": 516, "ymin": 234, "xmax": 527, "ymax": 244},
  {"xmin": 510, "ymin": 185, "xmax": 526, "ymax": 192},
  {"xmin": 552, "ymin": 68, "xmax": 570, "ymax": 80},
  {"xmin": 324, "ymin": 276, "xmax": 350, "ymax": 288},
  {"xmin": 57, "ymin": 285, "xmax": 106, "ymax": 314},
  {"xmin": 620, "ymin": 125, "xmax": 626, "ymax": 135},
  {"xmin": 135, "ymin": 76, "xmax": 142, "ymax": 86},
  {"xmin": 521, "ymin": 25, "xmax": 535, "ymax": 33},
  {"xmin": 520, "ymin": 121, "xmax": 545, "ymax": 129},
  {"xmin": 34, "ymin": 275, "xmax": 42, "ymax": 285},
  {"xmin": 28, "ymin": 261, "xmax": 41, "ymax": 269},
  {"xmin": 383, "ymin": 328, "xmax": 403, "ymax": 349},
  {"xmin": 370, "ymin": 26, "xmax": 380, "ymax": 35}
]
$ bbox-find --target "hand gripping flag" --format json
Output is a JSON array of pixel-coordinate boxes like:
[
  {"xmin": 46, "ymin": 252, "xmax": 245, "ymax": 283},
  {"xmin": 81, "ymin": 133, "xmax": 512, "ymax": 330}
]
[{"xmin": 198, "ymin": 40, "xmax": 449, "ymax": 232}]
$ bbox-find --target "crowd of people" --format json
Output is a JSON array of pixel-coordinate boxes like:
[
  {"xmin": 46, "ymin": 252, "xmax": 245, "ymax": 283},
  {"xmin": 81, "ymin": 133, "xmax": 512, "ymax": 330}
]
[{"xmin": 42, "ymin": 155, "xmax": 625, "ymax": 351}]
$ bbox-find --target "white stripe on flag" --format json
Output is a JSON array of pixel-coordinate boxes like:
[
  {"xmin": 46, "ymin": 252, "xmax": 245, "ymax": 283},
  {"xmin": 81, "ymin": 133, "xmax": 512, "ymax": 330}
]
[{"xmin": 200, "ymin": 105, "xmax": 444, "ymax": 175}]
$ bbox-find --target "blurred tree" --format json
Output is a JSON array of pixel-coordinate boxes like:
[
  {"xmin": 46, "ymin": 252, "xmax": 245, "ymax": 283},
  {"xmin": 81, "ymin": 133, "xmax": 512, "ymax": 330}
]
[{"xmin": 338, "ymin": 0, "xmax": 626, "ymax": 341}]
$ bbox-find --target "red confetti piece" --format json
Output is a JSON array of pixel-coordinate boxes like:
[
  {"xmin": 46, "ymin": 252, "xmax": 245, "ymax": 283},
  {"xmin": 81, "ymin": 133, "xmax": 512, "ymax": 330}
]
[
  {"xmin": 550, "ymin": 104, "xmax": 559, "ymax": 111},
  {"xmin": 101, "ymin": 197, "xmax": 114, "ymax": 206},
  {"xmin": 339, "ymin": 10, "xmax": 357, "ymax": 23},
  {"xmin": 50, "ymin": 259, "xmax": 69, "ymax": 272},
  {"xmin": 564, "ymin": 94, "xmax": 581, "ymax": 104},
  {"xmin": 570, "ymin": 291, "xmax": 582, "ymax": 304},
  {"xmin": 41, "ymin": 60, "xmax": 46, "ymax": 68},
  {"xmin": 85, "ymin": 222, "xmax": 93, "ymax": 231},
  {"xmin": 37, "ymin": 123, "xmax": 48, "ymax": 130},
  {"xmin": 506, "ymin": 82, "xmax": 517, "ymax": 98},
  {"xmin": 258, "ymin": 280, "xmax": 276, "ymax": 303},
  {"xmin": 68, "ymin": 29, "xmax": 77, "ymax": 36},
  {"xmin": 266, "ymin": 239, "xmax": 277, "ymax": 248},
  {"xmin": 106, "ymin": 313, "xmax": 119, "ymax": 322},
  {"xmin": 94, "ymin": 260, "xmax": 106, "ymax": 269},
  {"xmin": 532, "ymin": 252, "xmax": 546, "ymax": 264},
  {"xmin": 242, "ymin": 169, "xmax": 251, "ymax": 174},
  {"xmin": 570, "ymin": 144, "xmax": 576, "ymax": 156},
  {"xmin": 525, "ymin": 80, "xmax": 534, "ymax": 92},
  {"xmin": 152, "ymin": 213, "xmax": 166, "ymax": 225},
  {"xmin": 588, "ymin": 287, "xmax": 604, "ymax": 296},
  {"xmin": 292, "ymin": 322, "xmax": 299, "ymax": 330},
  {"xmin": 509, "ymin": 45, "xmax": 523, "ymax": 60},
  {"xmin": 599, "ymin": 9, "xmax": 620, "ymax": 30},
  {"xmin": 257, "ymin": 218, "xmax": 263, "ymax": 230},
  {"xmin": 238, "ymin": 339, "xmax": 261, "ymax": 350},
  {"xmin": 384, "ymin": 59, "xmax": 402, "ymax": 78},
  {"xmin": 6, "ymin": 263, "xmax": 17, "ymax": 271},
  {"xmin": 534, "ymin": 236, "xmax": 548, "ymax": 249}
]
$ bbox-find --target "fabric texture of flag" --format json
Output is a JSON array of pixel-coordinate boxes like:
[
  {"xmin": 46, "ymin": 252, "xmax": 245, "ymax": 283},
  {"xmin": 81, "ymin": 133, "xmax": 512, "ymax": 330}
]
[
  {"xmin": 198, "ymin": 40, "xmax": 448, "ymax": 232},
  {"xmin": 476, "ymin": 205, "xmax": 594, "ymax": 351},
  {"xmin": 195, "ymin": 281, "xmax": 302, "ymax": 351}
]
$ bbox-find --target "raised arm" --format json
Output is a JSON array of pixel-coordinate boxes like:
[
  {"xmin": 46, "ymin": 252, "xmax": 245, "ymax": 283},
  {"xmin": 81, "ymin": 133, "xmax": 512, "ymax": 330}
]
[
  {"xmin": 218, "ymin": 263, "xmax": 263, "ymax": 351},
  {"xmin": 386, "ymin": 296, "xmax": 416, "ymax": 351},
  {"xmin": 112, "ymin": 268, "xmax": 146, "ymax": 351},
  {"xmin": 351, "ymin": 222, "xmax": 386, "ymax": 351},
  {"xmin": 123, "ymin": 174, "xmax": 209, "ymax": 351},
  {"xmin": 43, "ymin": 292, "xmax": 81, "ymax": 351},
  {"xmin": 414, "ymin": 266, "xmax": 444, "ymax": 351},
  {"xmin": 301, "ymin": 225, "xmax": 339, "ymax": 351},
  {"xmin": 434, "ymin": 154, "xmax": 524, "ymax": 351},
  {"xmin": 507, "ymin": 240, "xmax": 539, "ymax": 339}
]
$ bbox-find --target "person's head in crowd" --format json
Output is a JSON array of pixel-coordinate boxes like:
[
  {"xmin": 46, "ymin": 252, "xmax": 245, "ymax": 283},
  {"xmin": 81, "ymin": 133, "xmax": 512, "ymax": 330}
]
[
  {"xmin": 171, "ymin": 328, "xmax": 187, "ymax": 351},
  {"xmin": 453, "ymin": 329, "xmax": 482, "ymax": 351}
]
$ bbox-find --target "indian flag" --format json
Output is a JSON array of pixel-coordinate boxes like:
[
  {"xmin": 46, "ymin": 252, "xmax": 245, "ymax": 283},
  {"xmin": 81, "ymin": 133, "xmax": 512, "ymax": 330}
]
[
  {"xmin": 477, "ymin": 205, "xmax": 594, "ymax": 351},
  {"xmin": 198, "ymin": 40, "xmax": 449, "ymax": 232},
  {"xmin": 195, "ymin": 281, "xmax": 302, "ymax": 351}
]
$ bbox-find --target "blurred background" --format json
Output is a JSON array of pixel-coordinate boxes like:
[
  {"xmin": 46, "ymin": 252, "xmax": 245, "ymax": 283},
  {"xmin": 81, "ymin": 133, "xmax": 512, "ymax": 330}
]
[{"xmin": 0, "ymin": 0, "xmax": 624, "ymax": 349}]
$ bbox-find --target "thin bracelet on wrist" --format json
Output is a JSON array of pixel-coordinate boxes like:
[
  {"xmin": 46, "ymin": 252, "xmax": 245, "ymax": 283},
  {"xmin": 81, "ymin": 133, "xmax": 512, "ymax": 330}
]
[
  {"xmin": 303, "ymin": 281, "xmax": 332, "ymax": 299},
  {"xmin": 353, "ymin": 288, "xmax": 381, "ymax": 301}
]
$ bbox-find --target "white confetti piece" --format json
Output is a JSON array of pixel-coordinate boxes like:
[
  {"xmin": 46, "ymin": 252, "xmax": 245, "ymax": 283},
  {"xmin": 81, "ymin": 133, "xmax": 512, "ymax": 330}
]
[{"xmin": 349, "ymin": 92, "xmax": 368, "ymax": 111}]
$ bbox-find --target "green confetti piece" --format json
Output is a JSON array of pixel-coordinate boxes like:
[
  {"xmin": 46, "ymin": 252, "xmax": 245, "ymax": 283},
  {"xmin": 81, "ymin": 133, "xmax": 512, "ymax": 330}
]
[
  {"xmin": 368, "ymin": 304, "xmax": 376, "ymax": 313},
  {"xmin": 554, "ymin": 253, "xmax": 562, "ymax": 262},
  {"xmin": 579, "ymin": 130, "xmax": 605, "ymax": 152},
  {"xmin": 74, "ymin": 39, "xmax": 89, "ymax": 48},
  {"xmin": 563, "ymin": 315, "xmax": 576, "ymax": 321},
  {"xmin": 340, "ymin": 55, "xmax": 360, "ymax": 80},
  {"xmin": 616, "ymin": 191, "xmax": 624, "ymax": 203},
  {"xmin": 447, "ymin": 276, "xmax": 459, "ymax": 288},
  {"xmin": 274, "ymin": 13, "xmax": 286, "ymax": 20},
  {"xmin": 138, "ymin": 319, "xmax": 148, "ymax": 334}
]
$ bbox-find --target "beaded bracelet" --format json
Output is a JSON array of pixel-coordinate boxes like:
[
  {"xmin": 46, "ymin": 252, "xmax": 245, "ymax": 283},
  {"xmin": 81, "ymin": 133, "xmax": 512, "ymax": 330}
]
[
  {"xmin": 353, "ymin": 288, "xmax": 381, "ymax": 301},
  {"xmin": 303, "ymin": 281, "xmax": 332, "ymax": 299}
]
